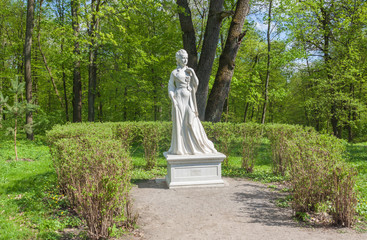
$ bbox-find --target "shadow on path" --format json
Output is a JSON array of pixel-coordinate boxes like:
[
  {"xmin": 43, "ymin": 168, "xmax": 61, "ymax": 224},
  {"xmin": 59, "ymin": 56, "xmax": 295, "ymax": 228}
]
[
  {"xmin": 232, "ymin": 182, "xmax": 298, "ymax": 228},
  {"xmin": 135, "ymin": 179, "xmax": 168, "ymax": 189}
]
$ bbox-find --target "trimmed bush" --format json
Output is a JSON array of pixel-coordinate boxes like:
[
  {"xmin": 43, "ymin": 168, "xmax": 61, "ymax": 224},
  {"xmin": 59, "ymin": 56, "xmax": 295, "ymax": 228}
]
[
  {"xmin": 331, "ymin": 165, "xmax": 358, "ymax": 227},
  {"xmin": 138, "ymin": 122, "xmax": 164, "ymax": 169},
  {"xmin": 203, "ymin": 122, "xmax": 237, "ymax": 165},
  {"xmin": 114, "ymin": 122, "xmax": 139, "ymax": 150},
  {"xmin": 46, "ymin": 122, "xmax": 118, "ymax": 145},
  {"xmin": 285, "ymin": 131, "xmax": 357, "ymax": 226},
  {"xmin": 266, "ymin": 124, "xmax": 313, "ymax": 175},
  {"xmin": 238, "ymin": 123, "xmax": 263, "ymax": 173},
  {"xmin": 47, "ymin": 121, "xmax": 358, "ymax": 227},
  {"xmin": 51, "ymin": 137, "xmax": 132, "ymax": 239}
]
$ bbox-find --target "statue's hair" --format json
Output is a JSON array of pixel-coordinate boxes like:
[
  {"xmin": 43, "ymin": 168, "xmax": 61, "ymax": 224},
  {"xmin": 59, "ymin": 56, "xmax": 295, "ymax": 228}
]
[{"xmin": 176, "ymin": 49, "xmax": 188, "ymax": 59}]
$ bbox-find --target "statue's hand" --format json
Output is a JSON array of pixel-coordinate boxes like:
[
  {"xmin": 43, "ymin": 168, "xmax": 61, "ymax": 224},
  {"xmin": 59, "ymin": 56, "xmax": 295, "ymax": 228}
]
[
  {"xmin": 185, "ymin": 67, "xmax": 195, "ymax": 76},
  {"xmin": 172, "ymin": 99, "xmax": 178, "ymax": 107}
]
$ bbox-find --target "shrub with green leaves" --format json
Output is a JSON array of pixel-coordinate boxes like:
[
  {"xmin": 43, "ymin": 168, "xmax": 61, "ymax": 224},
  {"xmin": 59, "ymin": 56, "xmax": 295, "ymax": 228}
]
[
  {"xmin": 51, "ymin": 137, "xmax": 132, "ymax": 239},
  {"xmin": 265, "ymin": 124, "xmax": 312, "ymax": 176},
  {"xmin": 285, "ymin": 131, "xmax": 357, "ymax": 226},
  {"xmin": 138, "ymin": 122, "xmax": 164, "ymax": 169},
  {"xmin": 203, "ymin": 122, "xmax": 237, "ymax": 165},
  {"xmin": 46, "ymin": 122, "xmax": 118, "ymax": 146},
  {"xmin": 238, "ymin": 123, "xmax": 263, "ymax": 173},
  {"xmin": 331, "ymin": 165, "xmax": 358, "ymax": 227},
  {"xmin": 114, "ymin": 122, "xmax": 139, "ymax": 150}
]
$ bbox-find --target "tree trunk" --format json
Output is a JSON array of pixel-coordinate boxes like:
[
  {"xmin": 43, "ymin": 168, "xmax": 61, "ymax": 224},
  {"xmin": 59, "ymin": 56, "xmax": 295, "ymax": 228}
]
[
  {"xmin": 320, "ymin": 6, "xmax": 338, "ymax": 137},
  {"xmin": 88, "ymin": 0, "xmax": 101, "ymax": 122},
  {"xmin": 261, "ymin": 0, "xmax": 272, "ymax": 125},
  {"xmin": 71, "ymin": 0, "xmax": 82, "ymax": 122},
  {"xmin": 177, "ymin": 0, "xmax": 230, "ymax": 120},
  {"xmin": 38, "ymin": 0, "xmax": 64, "ymax": 109},
  {"xmin": 205, "ymin": 0, "xmax": 250, "ymax": 122},
  {"xmin": 176, "ymin": 0, "xmax": 198, "ymax": 69},
  {"xmin": 55, "ymin": 0, "xmax": 69, "ymax": 121},
  {"xmin": 195, "ymin": 0, "xmax": 227, "ymax": 120},
  {"xmin": 24, "ymin": 0, "xmax": 35, "ymax": 140}
]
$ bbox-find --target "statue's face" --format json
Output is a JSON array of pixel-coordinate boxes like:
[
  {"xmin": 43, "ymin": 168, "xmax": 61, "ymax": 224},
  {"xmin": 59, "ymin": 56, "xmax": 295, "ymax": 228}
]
[{"xmin": 177, "ymin": 54, "xmax": 188, "ymax": 66}]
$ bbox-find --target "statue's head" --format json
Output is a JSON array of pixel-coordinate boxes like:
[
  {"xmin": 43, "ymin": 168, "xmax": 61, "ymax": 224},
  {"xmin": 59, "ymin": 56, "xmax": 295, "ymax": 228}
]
[{"xmin": 176, "ymin": 49, "xmax": 188, "ymax": 66}]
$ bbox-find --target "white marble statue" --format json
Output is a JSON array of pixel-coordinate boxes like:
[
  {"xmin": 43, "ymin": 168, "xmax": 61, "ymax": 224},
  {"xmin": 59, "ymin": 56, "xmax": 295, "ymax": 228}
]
[{"xmin": 167, "ymin": 49, "xmax": 217, "ymax": 155}]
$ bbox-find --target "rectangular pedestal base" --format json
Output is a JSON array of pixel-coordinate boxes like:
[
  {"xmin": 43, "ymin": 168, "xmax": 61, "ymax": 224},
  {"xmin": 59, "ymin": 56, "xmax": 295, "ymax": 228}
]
[{"xmin": 164, "ymin": 152, "xmax": 226, "ymax": 189}]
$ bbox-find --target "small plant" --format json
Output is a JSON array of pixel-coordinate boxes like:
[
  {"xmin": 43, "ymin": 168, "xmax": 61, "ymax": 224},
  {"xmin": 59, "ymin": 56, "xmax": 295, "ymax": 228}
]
[
  {"xmin": 295, "ymin": 212, "xmax": 311, "ymax": 222},
  {"xmin": 0, "ymin": 78, "xmax": 38, "ymax": 160},
  {"xmin": 276, "ymin": 195, "xmax": 293, "ymax": 208}
]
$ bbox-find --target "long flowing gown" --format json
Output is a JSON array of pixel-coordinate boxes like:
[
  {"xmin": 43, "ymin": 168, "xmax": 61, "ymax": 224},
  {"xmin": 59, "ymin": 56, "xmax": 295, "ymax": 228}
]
[{"xmin": 167, "ymin": 68, "xmax": 217, "ymax": 155}]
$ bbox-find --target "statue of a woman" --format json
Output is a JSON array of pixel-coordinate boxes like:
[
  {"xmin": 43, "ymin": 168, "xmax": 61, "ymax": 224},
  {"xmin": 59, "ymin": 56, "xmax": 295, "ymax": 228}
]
[{"xmin": 167, "ymin": 49, "xmax": 217, "ymax": 155}]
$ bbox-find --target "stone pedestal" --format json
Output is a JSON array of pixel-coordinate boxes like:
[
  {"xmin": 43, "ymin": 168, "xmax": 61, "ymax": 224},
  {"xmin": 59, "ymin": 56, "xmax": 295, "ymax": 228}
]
[{"xmin": 164, "ymin": 152, "xmax": 226, "ymax": 189}]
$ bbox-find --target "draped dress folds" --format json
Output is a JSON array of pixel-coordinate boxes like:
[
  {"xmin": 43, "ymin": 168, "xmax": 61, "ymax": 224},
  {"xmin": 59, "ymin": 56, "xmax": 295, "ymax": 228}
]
[{"xmin": 167, "ymin": 68, "xmax": 217, "ymax": 155}]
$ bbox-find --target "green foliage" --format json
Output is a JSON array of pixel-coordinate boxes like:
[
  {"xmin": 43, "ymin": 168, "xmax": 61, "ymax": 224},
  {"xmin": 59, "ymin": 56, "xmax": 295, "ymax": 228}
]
[
  {"xmin": 114, "ymin": 122, "xmax": 139, "ymax": 150},
  {"xmin": 0, "ymin": 139, "xmax": 84, "ymax": 239},
  {"xmin": 0, "ymin": 78, "xmax": 39, "ymax": 160},
  {"xmin": 285, "ymin": 130, "xmax": 357, "ymax": 226},
  {"xmin": 238, "ymin": 123, "xmax": 264, "ymax": 172},
  {"xmin": 203, "ymin": 122, "xmax": 237, "ymax": 166},
  {"xmin": 46, "ymin": 121, "xmax": 363, "ymax": 229},
  {"xmin": 138, "ymin": 122, "xmax": 164, "ymax": 170},
  {"xmin": 46, "ymin": 122, "xmax": 118, "ymax": 145},
  {"xmin": 331, "ymin": 165, "xmax": 358, "ymax": 227},
  {"xmin": 346, "ymin": 143, "xmax": 367, "ymax": 221},
  {"xmin": 1, "ymin": 79, "xmax": 39, "ymax": 132},
  {"xmin": 265, "ymin": 124, "xmax": 305, "ymax": 175},
  {"xmin": 51, "ymin": 137, "xmax": 132, "ymax": 239}
]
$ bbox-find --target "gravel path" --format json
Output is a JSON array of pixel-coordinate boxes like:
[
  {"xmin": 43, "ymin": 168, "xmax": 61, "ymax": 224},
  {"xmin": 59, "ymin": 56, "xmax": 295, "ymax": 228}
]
[{"xmin": 124, "ymin": 177, "xmax": 367, "ymax": 240}]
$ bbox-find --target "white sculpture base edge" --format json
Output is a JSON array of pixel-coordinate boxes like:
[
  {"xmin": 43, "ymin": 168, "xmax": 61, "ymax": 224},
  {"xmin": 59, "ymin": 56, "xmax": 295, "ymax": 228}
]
[{"xmin": 164, "ymin": 152, "xmax": 226, "ymax": 189}]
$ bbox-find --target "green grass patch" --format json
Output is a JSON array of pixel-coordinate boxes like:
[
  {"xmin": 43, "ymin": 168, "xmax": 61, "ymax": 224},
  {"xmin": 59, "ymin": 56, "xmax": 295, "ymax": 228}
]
[
  {"xmin": 346, "ymin": 143, "xmax": 367, "ymax": 222},
  {"xmin": 0, "ymin": 138, "xmax": 84, "ymax": 239}
]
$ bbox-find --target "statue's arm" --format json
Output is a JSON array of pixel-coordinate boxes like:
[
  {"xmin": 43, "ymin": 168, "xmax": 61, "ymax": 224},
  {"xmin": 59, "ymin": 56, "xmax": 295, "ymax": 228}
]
[
  {"xmin": 188, "ymin": 68, "xmax": 198, "ymax": 89},
  {"xmin": 168, "ymin": 72, "xmax": 177, "ymax": 104}
]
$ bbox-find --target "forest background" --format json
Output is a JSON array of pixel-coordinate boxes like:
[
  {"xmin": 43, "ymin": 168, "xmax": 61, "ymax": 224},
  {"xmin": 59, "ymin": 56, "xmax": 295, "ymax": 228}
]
[{"xmin": 0, "ymin": 0, "xmax": 366, "ymax": 142}]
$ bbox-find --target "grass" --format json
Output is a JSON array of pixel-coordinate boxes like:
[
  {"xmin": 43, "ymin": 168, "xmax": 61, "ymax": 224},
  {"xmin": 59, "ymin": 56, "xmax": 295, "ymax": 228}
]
[
  {"xmin": 1, "ymin": 133, "xmax": 367, "ymax": 238},
  {"xmin": 346, "ymin": 143, "xmax": 367, "ymax": 223},
  {"xmin": 0, "ymin": 137, "xmax": 84, "ymax": 239}
]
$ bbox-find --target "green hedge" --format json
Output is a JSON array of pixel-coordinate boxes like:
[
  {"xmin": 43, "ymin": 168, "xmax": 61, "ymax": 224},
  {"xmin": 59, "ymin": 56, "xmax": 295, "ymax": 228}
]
[
  {"xmin": 50, "ymin": 136, "xmax": 132, "ymax": 238},
  {"xmin": 47, "ymin": 121, "xmax": 358, "ymax": 227}
]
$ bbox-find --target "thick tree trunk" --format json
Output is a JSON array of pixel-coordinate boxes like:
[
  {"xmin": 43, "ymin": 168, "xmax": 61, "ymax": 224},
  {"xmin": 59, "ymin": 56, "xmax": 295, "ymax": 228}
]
[
  {"xmin": 24, "ymin": 0, "xmax": 35, "ymax": 140},
  {"xmin": 71, "ymin": 0, "xmax": 82, "ymax": 122},
  {"xmin": 176, "ymin": 0, "xmax": 198, "ymax": 70},
  {"xmin": 205, "ymin": 0, "xmax": 250, "ymax": 122},
  {"xmin": 177, "ymin": 0, "xmax": 230, "ymax": 120},
  {"xmin": 261, "ymin": 0, "xmax": 272, "ymax": 124},
  {"xmin": 88, "ymin": 0, "xmax": 101, "ymax": 122},
  {"xmin": 195, "ymin": 0, "xmax": 227, "ymax": 120}
]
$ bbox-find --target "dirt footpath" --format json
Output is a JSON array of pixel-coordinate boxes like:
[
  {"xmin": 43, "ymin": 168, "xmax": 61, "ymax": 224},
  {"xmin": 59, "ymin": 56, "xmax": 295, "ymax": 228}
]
[{"xmin": 125, "ymin": 177, "xmax": 367, "ymax": 240}]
